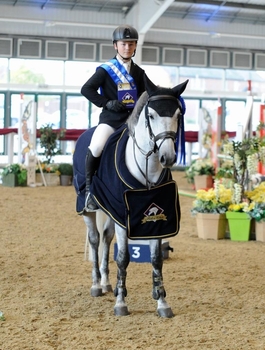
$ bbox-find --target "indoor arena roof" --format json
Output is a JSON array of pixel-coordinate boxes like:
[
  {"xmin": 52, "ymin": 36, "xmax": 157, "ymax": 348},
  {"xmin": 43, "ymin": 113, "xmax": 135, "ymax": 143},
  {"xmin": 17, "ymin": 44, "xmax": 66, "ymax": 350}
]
[
  {"xmin": 1, "ymin": 0, "xmax": 265, "ymax": 25},
  {"xmin": 1, "ymin": 0, "xmax": 265, "ymax": 51}
]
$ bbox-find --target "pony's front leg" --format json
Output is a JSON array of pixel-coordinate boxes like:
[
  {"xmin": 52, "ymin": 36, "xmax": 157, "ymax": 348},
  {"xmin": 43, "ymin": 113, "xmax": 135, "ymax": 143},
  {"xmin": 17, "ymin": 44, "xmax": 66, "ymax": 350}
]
[
  {"xmin": 113, "ymin": 225, "xmax": 130, "ymax": 316},
  {"xmin": 149, "ymin": 239, "xmax": 174, "ymax": 318},
  {"xmin": 99, "ymin": 215, "xmax": 115, "ymax": 293},
  {"xmin": 83, "ymin": 213, "xmax": 102, "ymax": 297}
]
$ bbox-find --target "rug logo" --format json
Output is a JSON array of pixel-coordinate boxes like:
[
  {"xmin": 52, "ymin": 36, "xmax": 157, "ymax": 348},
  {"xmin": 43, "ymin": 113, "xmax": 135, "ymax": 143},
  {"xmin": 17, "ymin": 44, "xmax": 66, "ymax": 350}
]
[{"xmin": 141, "ymin": 203, "xmax": 167, "ymax": 224}]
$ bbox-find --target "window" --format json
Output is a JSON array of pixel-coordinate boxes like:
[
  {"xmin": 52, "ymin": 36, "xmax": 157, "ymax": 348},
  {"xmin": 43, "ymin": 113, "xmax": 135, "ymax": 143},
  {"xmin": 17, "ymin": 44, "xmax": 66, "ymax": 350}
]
[
  {"xmin": 9, "ymin": 59, "xmax": 64, "ymax": 85},
  {"xmin": 65, "ymin": 61, "xmax": 98, "ymax": 87},
  {"xmin": 0, "ymin": 58, "xmax": 8, "ymax": 83},
  {"xmin": 37, "ymin": 95, "xmax": 61, "ymax": 128}
]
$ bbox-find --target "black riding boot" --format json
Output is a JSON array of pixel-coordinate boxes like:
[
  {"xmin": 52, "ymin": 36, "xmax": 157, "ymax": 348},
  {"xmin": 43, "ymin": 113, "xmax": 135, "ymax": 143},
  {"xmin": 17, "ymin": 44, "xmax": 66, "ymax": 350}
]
[{"xmin": 84, "ymin": 148, "xmax": 100, "ymax": 212}]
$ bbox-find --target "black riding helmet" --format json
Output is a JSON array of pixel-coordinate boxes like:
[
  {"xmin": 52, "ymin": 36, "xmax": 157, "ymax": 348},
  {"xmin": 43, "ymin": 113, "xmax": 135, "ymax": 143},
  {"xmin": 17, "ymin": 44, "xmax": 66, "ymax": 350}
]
[{"xmin": 112, "ymin": 25, "xmax": 139, "ymax": 43}]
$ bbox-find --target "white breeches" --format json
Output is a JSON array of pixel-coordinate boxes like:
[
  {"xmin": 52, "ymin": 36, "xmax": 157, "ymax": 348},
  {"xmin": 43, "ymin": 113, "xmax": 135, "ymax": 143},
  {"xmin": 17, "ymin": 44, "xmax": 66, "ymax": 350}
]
[{"xmin": 89, "ymin": 123, "xmax": 115, "ymax": 157}]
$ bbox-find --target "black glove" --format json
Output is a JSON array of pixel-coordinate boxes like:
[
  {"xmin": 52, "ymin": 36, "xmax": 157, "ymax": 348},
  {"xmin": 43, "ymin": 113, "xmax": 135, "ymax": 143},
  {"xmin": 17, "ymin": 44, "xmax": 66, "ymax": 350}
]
[{"xmin": 106, "ymin": 100, "xmax": 126, "ymax": 112}]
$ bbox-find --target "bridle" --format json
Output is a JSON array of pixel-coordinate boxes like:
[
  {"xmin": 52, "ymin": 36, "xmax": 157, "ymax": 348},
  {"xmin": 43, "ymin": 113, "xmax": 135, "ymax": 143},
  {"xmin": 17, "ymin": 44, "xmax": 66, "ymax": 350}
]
[{"xmin": 130, "ymin": 94, "xmax": 182, "ymax": 189}]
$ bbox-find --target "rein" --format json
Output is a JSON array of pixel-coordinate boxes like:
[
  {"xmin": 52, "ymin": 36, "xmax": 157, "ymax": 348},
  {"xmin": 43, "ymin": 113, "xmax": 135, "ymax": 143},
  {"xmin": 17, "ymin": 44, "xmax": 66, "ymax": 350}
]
[{"xmin": 131, "ymin": 94, "xmax": 180, "ymax": 189}]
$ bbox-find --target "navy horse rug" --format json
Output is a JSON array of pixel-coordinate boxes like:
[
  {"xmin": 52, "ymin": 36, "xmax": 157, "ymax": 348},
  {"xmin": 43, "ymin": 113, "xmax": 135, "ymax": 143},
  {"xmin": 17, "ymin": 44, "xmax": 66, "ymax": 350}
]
[{"xmin": 73, "ymin": 125, "xmax": 181, "ymax": 240}]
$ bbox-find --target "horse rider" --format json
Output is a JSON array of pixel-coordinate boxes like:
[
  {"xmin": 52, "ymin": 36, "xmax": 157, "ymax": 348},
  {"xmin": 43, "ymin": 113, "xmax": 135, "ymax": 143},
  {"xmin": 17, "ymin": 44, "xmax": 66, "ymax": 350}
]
[{"xmin": 81, "ymin": 24, "xmax": 150, "ymax": 211}]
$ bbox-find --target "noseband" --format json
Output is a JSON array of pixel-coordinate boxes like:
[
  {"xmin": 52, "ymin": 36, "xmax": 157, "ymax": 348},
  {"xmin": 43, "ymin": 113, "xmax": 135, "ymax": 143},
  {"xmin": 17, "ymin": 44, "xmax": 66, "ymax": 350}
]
[{"xmin": 131, "ymin": 94, "xmax": 181, "ymax": 189}]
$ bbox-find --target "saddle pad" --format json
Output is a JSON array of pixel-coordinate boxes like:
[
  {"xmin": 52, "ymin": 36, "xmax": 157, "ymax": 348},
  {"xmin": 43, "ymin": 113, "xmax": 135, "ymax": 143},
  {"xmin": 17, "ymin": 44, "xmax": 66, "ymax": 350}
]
[{"xmin": 124, "ymin": 180, "xmax": 180, "ymax": 240}]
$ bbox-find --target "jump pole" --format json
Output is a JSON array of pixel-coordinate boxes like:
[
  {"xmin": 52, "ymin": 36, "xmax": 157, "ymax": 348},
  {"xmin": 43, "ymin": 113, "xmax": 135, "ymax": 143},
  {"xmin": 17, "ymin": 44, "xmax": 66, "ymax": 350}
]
[{"xmin": 178, "ymin": 190, "xmax": 196, "ymax": 198}]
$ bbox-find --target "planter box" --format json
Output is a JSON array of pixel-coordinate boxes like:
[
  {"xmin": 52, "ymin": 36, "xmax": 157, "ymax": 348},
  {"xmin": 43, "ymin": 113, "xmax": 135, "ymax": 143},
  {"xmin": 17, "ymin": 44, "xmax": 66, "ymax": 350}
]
[
  {"xmin": 196, "ymin": 213, "xmax": 226, "ymax": 240},
  {"xmin": 2, "ymin": 173, "xmax": 27, "ymax": 187},
  {"xmin": 60, "ymin": 175, "xmax": 72, "ymax": 186},
  {"xmin": 194, "ymin": 175, "xmax": 213, "ymax": 191},
  {"xmin": 255, "ymin": 221, "xmax": 265, "ymax": 242},
  {"xmin": 36, "ymin": 173, "xmax": 60, "ymax": 186},
  {"xmin": 226, "ymin": 212, "xmax": 251, "ymax": 241}
]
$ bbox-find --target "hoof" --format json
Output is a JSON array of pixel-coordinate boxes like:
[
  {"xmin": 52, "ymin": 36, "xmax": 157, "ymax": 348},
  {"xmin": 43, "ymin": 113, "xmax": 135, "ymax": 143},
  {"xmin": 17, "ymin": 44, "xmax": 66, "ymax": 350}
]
[
  {"xmin": 90, "ymin": 287, "xmax": 103, "ymax": 297},
  {"xmin": 114, "ymin": 306, "xmax": 129, "ymax": 316},
  {"xmin": 102, "ymin": 284, "xmax": 113, "ymax": 293},
  {"xmin": 157, "ymin": 307, "xmax": 174, "ymax": 318}
]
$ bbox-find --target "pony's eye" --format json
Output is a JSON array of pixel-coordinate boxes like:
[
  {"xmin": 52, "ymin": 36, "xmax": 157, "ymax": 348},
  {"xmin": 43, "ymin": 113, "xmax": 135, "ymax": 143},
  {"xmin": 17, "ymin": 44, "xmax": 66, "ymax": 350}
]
[{"xmin": 148, "ymin": 113, "xmax": 154, "ymax": 120}]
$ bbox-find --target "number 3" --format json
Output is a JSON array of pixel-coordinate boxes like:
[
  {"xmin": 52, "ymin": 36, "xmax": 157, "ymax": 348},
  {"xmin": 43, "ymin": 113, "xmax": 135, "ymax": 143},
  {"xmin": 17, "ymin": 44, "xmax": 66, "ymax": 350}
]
[{"xmin": 131, "ymin": 246, "xmax": 140, "ymax": 259}]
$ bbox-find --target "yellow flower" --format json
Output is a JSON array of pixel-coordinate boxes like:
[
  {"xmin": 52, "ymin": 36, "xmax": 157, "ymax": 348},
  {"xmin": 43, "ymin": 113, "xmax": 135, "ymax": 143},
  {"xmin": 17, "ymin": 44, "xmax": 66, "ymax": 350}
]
[
  {"xmin": 228, "ymin": 201, "xmax": 253, "ymax": 213},
  {"xmin": 246, "ymin": 182, "xmax": 265, "ymax": 204},
  {"xmin": 228, "ymin": 203, "xmax": 241, "ymax": 212}
]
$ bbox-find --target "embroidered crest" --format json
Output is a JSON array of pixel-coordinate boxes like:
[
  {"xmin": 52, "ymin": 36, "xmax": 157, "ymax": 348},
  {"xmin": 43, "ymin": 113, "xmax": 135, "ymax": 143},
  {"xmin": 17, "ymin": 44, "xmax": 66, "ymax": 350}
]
[
  {"xmin": 122, "ymin": 92, "xmax": 135, "ymax": 106},
  {"xmin": 142, "ymin": 203, "xmax": 167, "ymax": 223}
]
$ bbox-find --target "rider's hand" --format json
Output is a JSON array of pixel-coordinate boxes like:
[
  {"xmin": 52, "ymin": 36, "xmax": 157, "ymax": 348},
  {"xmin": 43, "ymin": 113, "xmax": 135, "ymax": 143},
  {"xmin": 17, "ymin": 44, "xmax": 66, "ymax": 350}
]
[{"xmin": 106, "ymin": 100, "xmax": 126, "ymax": 112}]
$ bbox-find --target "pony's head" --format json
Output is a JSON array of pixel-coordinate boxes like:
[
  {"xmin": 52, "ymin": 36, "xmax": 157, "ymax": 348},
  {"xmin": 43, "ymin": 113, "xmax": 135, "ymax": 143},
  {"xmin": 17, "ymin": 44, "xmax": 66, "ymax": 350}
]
[{"xmin": 128, "ymin": 76, "xmax": 188, "ymax": 168}]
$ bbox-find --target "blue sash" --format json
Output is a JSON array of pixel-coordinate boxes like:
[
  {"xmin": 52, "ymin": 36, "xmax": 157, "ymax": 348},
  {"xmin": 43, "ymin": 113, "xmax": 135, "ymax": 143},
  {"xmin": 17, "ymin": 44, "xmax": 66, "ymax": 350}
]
[{"xmin": 99, "ymin": 59, "xmax": 137, "ymax": 108}]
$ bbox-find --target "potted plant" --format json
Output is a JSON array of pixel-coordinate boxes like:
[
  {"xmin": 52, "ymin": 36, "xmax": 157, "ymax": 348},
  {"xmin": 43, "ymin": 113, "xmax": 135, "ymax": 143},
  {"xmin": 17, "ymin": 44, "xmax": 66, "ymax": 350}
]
[
  {"xmin": 215, "ymin": 159, "xmax": 234, "ymax": 188},
  {"xmin": 223, "ymin": 137, "xmax": 265, "ymax": 241},
  {"xmin": 1, "ymin": 163, "xmax": 27, "ymax": 187},
  {"xmin": 58, "ymin": 163, "xmax": 73, "ymax": 186},
  {"xmin": 37, "ymin": 124, "xmax": 65, "ymax": 186},
  {"xmin": 246, "ymin": 182, "xmax": 265, "ymax": 241},
  {"xmin": 185, "ymin": 158, "xmax": 215, "ymax": 190},
  {"xmin": 35, "ymin": 162, "xmax": 60, "ymax": 186},
  {"xmin": 39, "ymin": 123, "xmax": 65, "ymax": 164},
  {"xmin": 191, "ymin": 181, "xmax": 231, "ymax": 240}
]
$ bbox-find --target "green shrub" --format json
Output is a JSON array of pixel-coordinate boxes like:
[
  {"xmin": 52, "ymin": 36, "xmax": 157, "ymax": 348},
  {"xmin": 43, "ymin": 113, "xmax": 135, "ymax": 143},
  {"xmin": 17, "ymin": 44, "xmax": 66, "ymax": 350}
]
[{"xmin": 58, "ymin": 163, "xmax": 73, "ymax": 176}]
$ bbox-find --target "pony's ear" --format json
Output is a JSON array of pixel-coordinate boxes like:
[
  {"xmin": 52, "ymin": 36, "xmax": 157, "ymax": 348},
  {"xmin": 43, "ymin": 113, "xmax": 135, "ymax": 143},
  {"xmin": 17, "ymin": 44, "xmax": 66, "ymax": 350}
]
[
  {"xmin": 144, "ymin": 75, "xmax": 158, "ymax": 96},
  {"xmin": 172, "ymin": 79, "xmax": 189, "ymax": 96}
]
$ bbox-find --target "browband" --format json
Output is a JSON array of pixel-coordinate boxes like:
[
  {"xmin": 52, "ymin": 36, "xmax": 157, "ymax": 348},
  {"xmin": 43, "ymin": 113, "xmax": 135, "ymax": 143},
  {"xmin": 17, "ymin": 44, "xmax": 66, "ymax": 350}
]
[{"xmin": 148, "ymin": 95, "xmax": 179, "ymax": 103}]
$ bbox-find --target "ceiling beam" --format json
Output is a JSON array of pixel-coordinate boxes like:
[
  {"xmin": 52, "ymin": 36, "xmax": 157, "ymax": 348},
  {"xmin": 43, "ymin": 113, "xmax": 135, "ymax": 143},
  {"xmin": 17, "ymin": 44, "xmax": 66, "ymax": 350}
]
[
  {"xmin": 127, "ymin": 0, "xmax": 175, "ymax": 35},
  {"xmin": 176, "ymin": 0, "xmax": 265, "ymax": 11}
]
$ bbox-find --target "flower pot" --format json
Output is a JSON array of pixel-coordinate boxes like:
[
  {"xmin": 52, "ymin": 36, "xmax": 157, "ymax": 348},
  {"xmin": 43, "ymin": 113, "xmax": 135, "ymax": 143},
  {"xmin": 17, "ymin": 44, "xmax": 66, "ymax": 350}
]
[
  {"xmin": 255, "ymin": 221, "xmax": 265, "ymax": 242},
  {"xmin": 60, "ymin": 175, "xmax": 72, "ymax": 186},
  {"xmin": 44, "ymin": 173, "xmax": 59, "ymax": 186},
  {"xmin": 35, "ymin": 173, "xmax": 59, "ymax": 186},
  {"xmin": 226, "ymin": 212, "xmax": 251, "ymax": 241},
  {"xmin": 196, "ymin": 213, "xmax": 227, "ymax": 240},
  {"xmin": 194, "ymin": 175, "xmax": 213, "ymax": 191},
  {"xmin": 2, "ymin": 173, "xmax": 27, "ymax": 187},
  {"xmin": 2, "ymin": 173, "xmax": 18, "ymax": 187}
]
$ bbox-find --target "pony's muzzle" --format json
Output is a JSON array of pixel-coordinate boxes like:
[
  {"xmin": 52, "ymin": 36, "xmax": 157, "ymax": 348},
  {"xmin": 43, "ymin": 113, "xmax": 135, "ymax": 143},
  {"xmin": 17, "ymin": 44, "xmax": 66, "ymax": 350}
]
[
  {"xmin": 159, "ymin": 139, "xmax": 176, "ymax": 167},
  {"xmin": 160, "ymin": 153, "xmax": 176, "ymax": 168},
  {"xmin": 156, "ymin": 135, "xmax": 176, "ymax": 168}
]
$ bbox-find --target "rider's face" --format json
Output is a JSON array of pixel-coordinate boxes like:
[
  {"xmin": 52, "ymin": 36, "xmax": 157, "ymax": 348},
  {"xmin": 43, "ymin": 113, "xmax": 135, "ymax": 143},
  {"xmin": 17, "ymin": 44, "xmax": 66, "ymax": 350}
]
[{"xmin": 114, "ymin": 41, "xmax": 137, "ymax": 61}]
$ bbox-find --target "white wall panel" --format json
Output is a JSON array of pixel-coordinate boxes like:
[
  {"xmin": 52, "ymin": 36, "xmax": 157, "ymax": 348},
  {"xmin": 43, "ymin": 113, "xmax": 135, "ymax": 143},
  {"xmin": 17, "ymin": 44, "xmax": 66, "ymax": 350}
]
[
  {"xmin": 0, "ymin": 5, "xmax": 122, "ymax": 40},
  {"xmin": 147, "ymin": 17, "xmax": 265, "ymax": 51}
]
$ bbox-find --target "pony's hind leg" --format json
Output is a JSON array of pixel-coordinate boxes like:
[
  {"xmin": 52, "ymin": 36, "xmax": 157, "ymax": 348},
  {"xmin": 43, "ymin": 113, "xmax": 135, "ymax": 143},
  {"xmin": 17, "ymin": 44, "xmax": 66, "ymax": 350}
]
[
  {"xmin": 149, "ymin": 239, "xmax": 174, "ymax": 318},
  {"xmin": 113, "ymin": 225, "xmax": 130, "ymax": 316},
  {"xmin": 99, "ymin": 214, "xmax": 115, "ymax": 293},
  {"xmin": 83, "ymin": 212, "xmax": 102, "ymax": 297}
]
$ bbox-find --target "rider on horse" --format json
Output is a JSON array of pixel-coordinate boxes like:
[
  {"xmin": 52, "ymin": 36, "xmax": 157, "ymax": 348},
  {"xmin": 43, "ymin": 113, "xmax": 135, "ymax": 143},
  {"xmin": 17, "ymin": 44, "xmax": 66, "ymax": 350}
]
[{"xmin": 81, "ymin": 25, "xmax": 150, "ymax": 212}]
